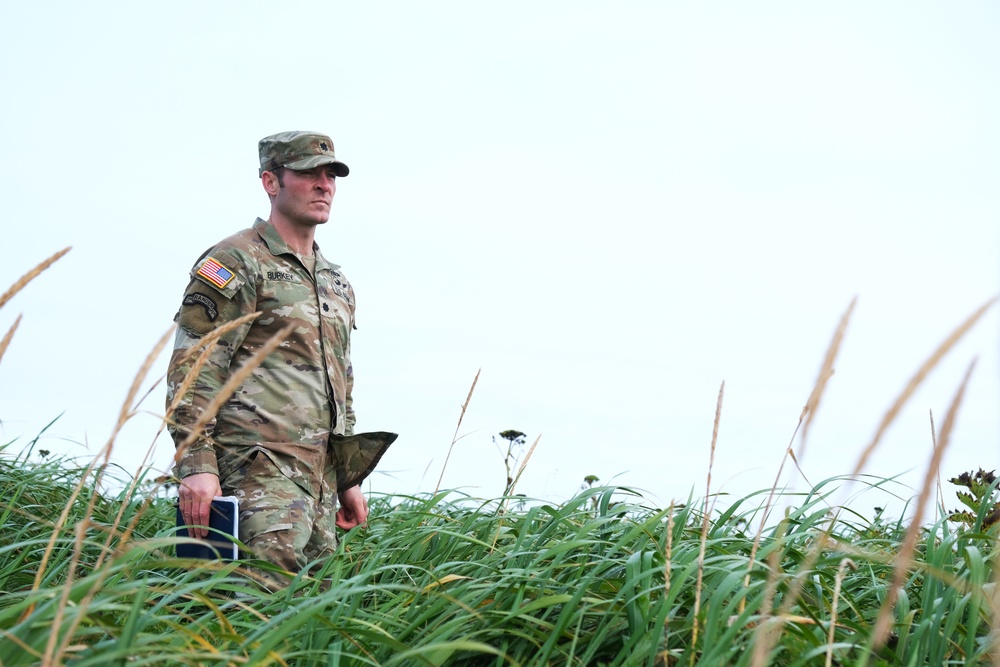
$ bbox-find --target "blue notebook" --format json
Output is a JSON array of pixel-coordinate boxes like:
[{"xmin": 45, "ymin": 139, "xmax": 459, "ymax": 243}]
[{"xmin": 174, "ymin": 495, "xmax": 240, "ymax": 560}]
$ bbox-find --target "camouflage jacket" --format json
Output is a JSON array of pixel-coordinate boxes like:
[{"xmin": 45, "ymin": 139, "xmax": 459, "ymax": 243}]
[{"xmin": 167, "ymin": 218, "xmax": 360, "ymax": 491}]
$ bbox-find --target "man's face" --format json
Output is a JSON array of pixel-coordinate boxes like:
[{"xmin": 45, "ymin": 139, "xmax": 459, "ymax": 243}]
[{"xmin": 271, "ymin": 165, "xmax": 338, "ymax": 227}]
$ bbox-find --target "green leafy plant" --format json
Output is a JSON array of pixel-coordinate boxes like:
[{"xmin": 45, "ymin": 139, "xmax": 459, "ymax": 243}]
[{"xmin": 947, "ymin": 468, "xmax": 1000, "ymax": 530}]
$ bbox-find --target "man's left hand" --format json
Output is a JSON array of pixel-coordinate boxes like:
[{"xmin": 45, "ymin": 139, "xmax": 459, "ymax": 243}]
[{"xmin": 336, "ymin": 485, "xmax": 369, "ymax": 529}]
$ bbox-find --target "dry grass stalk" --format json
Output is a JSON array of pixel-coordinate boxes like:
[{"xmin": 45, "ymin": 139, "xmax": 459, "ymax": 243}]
[
  {"xmin": 110, "ymin": 327, "xmax": 176, "ymax": 447},
  {"xmin": 660, "ymin": 499, "xmax": 675, "ymax": 664},
  {"xmin": 175, "ymin": 323, "xmax": 296, "ymax": 457},
  {"xmin": 44, "ymin": 327, "xmax": 176, "ymax": 663},
  {"xmin": 741, "ymin": 419, "xmax": 804, "ymax": 615},
  {"xmin": 749, "ymin": 541, "xmax": 785, "ymax": 667},
  {"xmin": 0, "ymin": 248, "xmax": 71, "ymax": 370},
  {"xmin": 97, "ymin": 469, "xmax": 158, "ymax": 573},
  {"xmin": 770, "ymin": 485, "xmax": 975, "ymax": 651},
  {"xmin": 799, "ymin": 297, "xmax": 856, "ymax": 455},
  {"xmin": 91, "ymin": 327, "xmax": 176, "ymax": 570},
  {"xmin": 772, "ymin": 516, "xmax": 843, "ymax": 636},
  {"xmin": 826, "ymin": 558, "xmax": 857, "ymax": 667},
  {"xmin": 870, "ymin": 357, "xmax": 976, "ymax": 648},
  {"xmin": 26, "ymin": 438, "xmax": 119, "ymax": 619},
  {"xmin": 0, "ymin": 314, "xmax": 22, "ymax": 367},
  {"xmin": 435, "ymin": 368, "xmax": 480, "ymax": 495},
  {"xmin": 756, "ymin": 297, "xmax": 995, "ymax": 632},
  {"xmin": 172, "ymin": 311, "xmax": 262, "ymax": 367},
  {"xmin": 850, "ymin": 295, "xmax": 997, "ymax": 480},
  {"xmin": 665, "ymin": 499, "xmax": 674, "ymax": 599},
  {"xmin": 772, "ymin": 299, "xmax": 995, "ymax": 632},
  {"xmin": 1, "ymin": 633, "xmax": 37, "ymax": 660},
  {"xmin": 493, "ymin": 433, "xmax": 542, "ymax": 548},
  {"xmin": 690, "ymin": 381, "xmax": 724, "ymax": 666},
  {"xmin": 54, "ymin": 318, "xmax": 295, "ymax": 641},
  {"xmin": 44, "ymin": 513, "xmax": 98, "ymax": 664},
  {"xmin": 0, "ymin": 247, "xmax": 71, "ymax": 311},
  {"xmin": 507, "ymin": 434, "xmax": 540, "ymax": 499},
  {"xmin": 22, "ymin": 482, "xmax": 85, "ymax": 617},
  {"xmin": 112, "ymin": 314, "xmax": 263, "ymax": 570},
  {"xmin": 161, "ymin": 313, "xmax": 261, "ymax": 442},
  {"xmin": 37, "ymin": 427, "xmax": 120, "ymax": 658},
  {"xmin": 785, "ymin": 447, "xmax": 816, "ymax": 492},
  {"xmin": 740, "ymin": 300, "xmax": 856, "ymax": 614},
  {"xmin": 163, "ymin": 341, "xmax": 217, "ymax": 419},
  {"xmin": 159, "ymin": 313, "xmax": 260, "ymax": 428}
]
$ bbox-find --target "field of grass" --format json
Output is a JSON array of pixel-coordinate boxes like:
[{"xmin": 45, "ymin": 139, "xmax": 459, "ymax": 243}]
[
  {"xmin": 2, "ymin": 441, "xmax": 999, "ymax": 667},
  {"xmin": 2, "ymin": 254, "xmax": 999, "ymax": 666}
]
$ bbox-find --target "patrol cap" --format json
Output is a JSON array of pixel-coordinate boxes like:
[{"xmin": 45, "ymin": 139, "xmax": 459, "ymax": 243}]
[{"xmin": 258, "ymin": 131, "xmax": 349, "ymax": 178}]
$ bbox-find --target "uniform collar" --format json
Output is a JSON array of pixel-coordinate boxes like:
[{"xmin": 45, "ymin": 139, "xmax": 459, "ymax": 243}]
[{"xmin": 253, "ymin": 218, "xmax": 340, "ymax": 272}]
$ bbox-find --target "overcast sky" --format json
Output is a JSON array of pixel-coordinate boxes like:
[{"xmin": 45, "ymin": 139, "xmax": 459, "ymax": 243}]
[{"xmin": 1, "ymin": 2, "xmax": 997, "ymax": 520}]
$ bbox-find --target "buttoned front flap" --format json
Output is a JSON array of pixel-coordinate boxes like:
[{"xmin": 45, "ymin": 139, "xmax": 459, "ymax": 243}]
[{"xmin": 329, "ymin": 431, "xmax": 398, "ymax": 490}]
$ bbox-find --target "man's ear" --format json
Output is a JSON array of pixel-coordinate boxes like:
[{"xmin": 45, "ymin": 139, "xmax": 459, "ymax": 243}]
[{"xmin": 261, "ymin": 171, "xmax": 280, "ymax": 198}]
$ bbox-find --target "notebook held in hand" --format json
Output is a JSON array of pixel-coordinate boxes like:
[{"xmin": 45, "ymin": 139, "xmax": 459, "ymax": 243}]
[{"xmin": 175, "ymin": 495, "xmax": 240, "ymax": 560}]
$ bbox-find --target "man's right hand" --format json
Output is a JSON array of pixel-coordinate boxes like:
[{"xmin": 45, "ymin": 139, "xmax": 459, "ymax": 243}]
[{"xmin": 179, "ymin": 472, "xmax": 222, "ymax": 539}]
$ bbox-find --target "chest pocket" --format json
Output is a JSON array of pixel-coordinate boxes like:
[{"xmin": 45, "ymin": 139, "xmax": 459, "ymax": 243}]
[
  {"xmin": 319, "ymin": 296, "xmax": 353, "ymax": 348},
  {"xmin": 255, "ymin": 272, "xmax": 314, "ymax": 321},
  {"xmin": 317, "ymin": 270, "xmax": 355, "ymax": 330}
]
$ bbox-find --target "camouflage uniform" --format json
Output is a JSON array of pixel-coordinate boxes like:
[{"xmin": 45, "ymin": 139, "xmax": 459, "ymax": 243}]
[{"xmin": 168, "ymin": 132, "xmax": 394, "ymax": 577}]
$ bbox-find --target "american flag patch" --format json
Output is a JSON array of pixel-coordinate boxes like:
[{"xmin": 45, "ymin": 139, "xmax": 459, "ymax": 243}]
[{"xmin": 197, "ymin": 257, "xmax": 235, "ymax": 289}]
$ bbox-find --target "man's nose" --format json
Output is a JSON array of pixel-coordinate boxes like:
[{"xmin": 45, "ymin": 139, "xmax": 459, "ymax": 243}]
[{"xmin": 316, "ymin": 172, "xmax": 334, "ymax": 189}]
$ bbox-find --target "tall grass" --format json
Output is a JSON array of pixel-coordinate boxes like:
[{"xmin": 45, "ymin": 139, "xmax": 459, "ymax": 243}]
[
  {"xmin": 2, "ymin": 252, "xmax": 998, "ymax": 666},
  {"xmin": 2, "ymin": 453, "xmax": 998, "ymax": 666}
]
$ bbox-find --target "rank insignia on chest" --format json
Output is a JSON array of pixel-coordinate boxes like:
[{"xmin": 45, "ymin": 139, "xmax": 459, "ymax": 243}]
[{"xmin": 197, "ymin": 257, "xmax": 235, "ymax": 289}]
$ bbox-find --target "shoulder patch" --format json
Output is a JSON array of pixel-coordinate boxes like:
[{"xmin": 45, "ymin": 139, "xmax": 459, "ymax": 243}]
[
  {"xmin": 197, "ymin": 257, "xmax": 235, "ymax": 289},
  {"xmin": 182, "ymin": 292, "xmax": 219, "ymax": 322}
]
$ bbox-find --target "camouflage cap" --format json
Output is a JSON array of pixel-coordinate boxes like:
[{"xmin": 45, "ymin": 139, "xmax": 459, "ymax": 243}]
[{"xmin": 258, "ymin": 131, "xmax": 349, "ymax": 178}]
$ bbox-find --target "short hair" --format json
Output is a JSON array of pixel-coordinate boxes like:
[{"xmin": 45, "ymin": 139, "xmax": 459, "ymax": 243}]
[{"xmin": 271, "ymin": 166, "xmax": 287, "ymax": 187}]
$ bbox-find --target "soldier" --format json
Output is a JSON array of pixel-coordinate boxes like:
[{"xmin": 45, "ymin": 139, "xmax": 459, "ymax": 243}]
[{"xmin": 167, "ymin": 131, "xmax": 395, "ymax": 583}]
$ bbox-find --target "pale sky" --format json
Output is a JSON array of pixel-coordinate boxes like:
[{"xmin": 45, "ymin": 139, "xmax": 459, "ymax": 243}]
[{"xmin": 1, "ymin": 2, "xmax": 998, "ymax": 520}]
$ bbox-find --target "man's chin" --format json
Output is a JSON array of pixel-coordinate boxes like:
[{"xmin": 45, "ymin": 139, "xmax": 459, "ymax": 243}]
[
  {"xmin": 311, "ymin": 208, "xmax": 331, "ymax": 225},
  {"xmin": 298, "ymin": 214, "xmax": 330, "ymax": 226}
]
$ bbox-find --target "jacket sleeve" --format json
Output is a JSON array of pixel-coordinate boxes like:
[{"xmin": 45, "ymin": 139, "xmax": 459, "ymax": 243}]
[{"xmin": 166, "ymin": 251, "xmax": 256, "ymax": 479}]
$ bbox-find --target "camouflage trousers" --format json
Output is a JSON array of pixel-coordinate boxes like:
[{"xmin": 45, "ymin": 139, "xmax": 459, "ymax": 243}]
[{"xmin": 220, "ymin": 448, "xmax": 338, "ymax": 578}]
